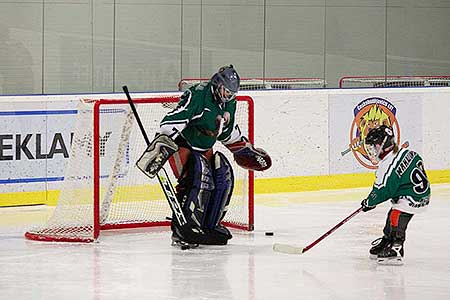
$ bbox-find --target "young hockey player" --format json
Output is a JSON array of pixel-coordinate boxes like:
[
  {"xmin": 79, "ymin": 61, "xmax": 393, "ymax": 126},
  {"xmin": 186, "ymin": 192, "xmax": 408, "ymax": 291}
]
[
  {"xmin": 136, "ymin": 65, "xmax": 271, "ymax": 247},
  {"xmin": 360, "ymin": 125, "xmax": 430, "ymax": 265}
]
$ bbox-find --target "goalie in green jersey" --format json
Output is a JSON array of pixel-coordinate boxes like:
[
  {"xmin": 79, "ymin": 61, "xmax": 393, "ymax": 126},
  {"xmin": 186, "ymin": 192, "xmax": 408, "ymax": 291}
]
[
  {"xmin": 360, "ymin": 125, "xmax": 431, "ymax": 265},
  {"xmin": 136, "ymin": 65, "xmax": 271, "ymax": 247}
]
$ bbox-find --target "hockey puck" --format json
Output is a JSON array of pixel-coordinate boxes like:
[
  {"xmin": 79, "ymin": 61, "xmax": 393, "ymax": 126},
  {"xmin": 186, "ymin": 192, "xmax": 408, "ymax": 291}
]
[
  {"xmin": 265, "ymin": 232, "xmax": 274, "ymax": 236},
  {"xmin": 181, "ymin": 245, "xmax": 190, "ymax": 250}
]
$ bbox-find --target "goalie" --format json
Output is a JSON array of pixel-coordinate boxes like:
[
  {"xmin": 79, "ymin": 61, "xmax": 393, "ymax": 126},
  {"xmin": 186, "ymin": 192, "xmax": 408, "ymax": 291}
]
[{"xmin": 136, "ymin": 65, "xmax": 271, "ymax": 247}]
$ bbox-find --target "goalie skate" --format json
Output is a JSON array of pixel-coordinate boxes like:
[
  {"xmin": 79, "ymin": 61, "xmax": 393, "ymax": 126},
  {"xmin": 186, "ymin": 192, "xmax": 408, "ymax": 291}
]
[{"xmin": 171, "ymin": 233, "xmax": 199, "ymax": 249}]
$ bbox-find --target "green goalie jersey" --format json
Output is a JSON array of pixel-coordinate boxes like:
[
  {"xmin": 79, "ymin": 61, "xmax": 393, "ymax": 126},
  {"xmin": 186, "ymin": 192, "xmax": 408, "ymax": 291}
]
[
  {"xmin": 366, "ymin": 148, "xmax": 431, "ymax": 210},
  {"xmin": 158, "ymin": 81, "xmax": 242, "ymax": 151}
]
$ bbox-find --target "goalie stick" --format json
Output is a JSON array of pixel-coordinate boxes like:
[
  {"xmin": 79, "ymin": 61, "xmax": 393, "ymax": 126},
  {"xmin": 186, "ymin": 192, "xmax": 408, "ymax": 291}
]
[
  {"xmin": 122, "ymin": 86, "xmax": 187, "ymax": 226},
  {"xmin": 273, "ymin": 206, "xmax": 362, "ymax": 255}
]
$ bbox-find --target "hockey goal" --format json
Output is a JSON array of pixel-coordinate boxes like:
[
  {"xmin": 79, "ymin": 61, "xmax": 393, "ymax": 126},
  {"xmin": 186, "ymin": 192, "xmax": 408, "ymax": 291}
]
[
  {"xmin": 178, "ymin": 77, "xmax": 326, "ymax": 91},
  {"xmin": 25, "ymin": 95, "xmax": 254, "ymax": 242},
  {"xmin": 339, "ymin": 75, "xmax": 450, "ymax": 88}
]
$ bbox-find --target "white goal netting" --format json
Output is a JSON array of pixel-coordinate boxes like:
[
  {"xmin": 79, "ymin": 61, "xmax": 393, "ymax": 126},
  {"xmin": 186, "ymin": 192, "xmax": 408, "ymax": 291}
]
[
  {"xmin": 178, "ymin": 77, "xmax": 326, "ymax": 91},
  {"xmin": 339, "ymin": 76, "xmax": 450, "ymax": 88},
  {"xmin": 25, "ymin": 95, "xmax": 254, "ymax": 242}
]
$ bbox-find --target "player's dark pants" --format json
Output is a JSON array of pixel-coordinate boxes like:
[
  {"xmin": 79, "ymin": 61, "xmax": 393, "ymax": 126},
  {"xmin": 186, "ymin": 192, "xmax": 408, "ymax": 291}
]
[{"xmin": 382, "ymin": 209, "xmax": 413, "ymax": 242}]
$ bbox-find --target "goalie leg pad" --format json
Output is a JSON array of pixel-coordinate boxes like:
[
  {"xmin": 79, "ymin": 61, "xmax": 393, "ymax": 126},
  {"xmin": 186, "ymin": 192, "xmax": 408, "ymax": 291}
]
[
  {"xmin": 177, "ymin": 151, "xmax": 215, "ymax": 229},
  {"xmin": 203, "ymin": 151, "xmax": 234, "ymax": 230},
  {"xmin": 136, "ymin": 134, "xmax": 178, "ymax": 178},
  {"xmin": 174, "ymin": 151, "xmax": 230, "ymax": 245}
]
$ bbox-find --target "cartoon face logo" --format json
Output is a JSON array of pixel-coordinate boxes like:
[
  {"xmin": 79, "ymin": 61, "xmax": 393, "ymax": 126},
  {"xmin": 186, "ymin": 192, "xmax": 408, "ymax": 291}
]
[{"xmin": 349, "ymin": 97, "xmax": 401, "ymax": 169}]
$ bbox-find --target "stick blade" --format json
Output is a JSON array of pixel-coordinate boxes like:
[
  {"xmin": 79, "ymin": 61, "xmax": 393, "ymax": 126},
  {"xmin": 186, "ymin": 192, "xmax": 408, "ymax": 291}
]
[{"xmin": 273, "ymin": 243, "xmax": 305, "ymax": 255}]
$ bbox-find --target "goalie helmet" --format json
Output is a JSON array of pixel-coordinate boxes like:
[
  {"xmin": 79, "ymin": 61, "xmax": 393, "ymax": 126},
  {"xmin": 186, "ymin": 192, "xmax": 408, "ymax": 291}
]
[
  {"xmin": 364, "ymin": 125, "xmax": 396, "ymax": 163},
  {"xmin": 211, "ymin": 65, "xmax": 240, "ymax": 104}
]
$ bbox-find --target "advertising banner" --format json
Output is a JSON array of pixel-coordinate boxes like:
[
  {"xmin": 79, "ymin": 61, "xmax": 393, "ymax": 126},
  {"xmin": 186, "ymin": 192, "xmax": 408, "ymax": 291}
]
[
  {"xmin": 0, "ymin": 99, "xmax": 78, "ymax": 196},
  {"xmin": 329, "ymin": 93, "xmax": 423, "ymax": 174}
]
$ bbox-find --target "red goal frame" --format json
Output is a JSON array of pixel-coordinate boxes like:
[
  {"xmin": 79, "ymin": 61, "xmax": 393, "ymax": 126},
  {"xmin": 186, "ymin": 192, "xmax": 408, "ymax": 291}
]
[{"xmin": 25, "ymin": 95, "xmax": 255, "ymax": 243}]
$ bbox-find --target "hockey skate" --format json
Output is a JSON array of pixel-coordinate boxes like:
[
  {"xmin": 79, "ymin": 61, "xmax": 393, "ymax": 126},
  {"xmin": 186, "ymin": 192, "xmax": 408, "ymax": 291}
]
[
  {"xmin": 170, "ymin": 219, "xmax": 200, "ymax": 249},
  {"xmin": 377, "ymin": 240, "xmax": 404, "ymax": 266},
  {"xmin": 171, "ymin": 232, "xmax": 199, "ymax": 250},
  {"xmin": 369, "ymin": 236, "xmax": 391, "ymax": 259}
]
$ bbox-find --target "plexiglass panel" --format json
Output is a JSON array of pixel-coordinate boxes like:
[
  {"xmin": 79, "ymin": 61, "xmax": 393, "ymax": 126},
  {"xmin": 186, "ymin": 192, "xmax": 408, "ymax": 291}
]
[
  {"xmin": 0, "ymin": 2, "xmax": 42, "ymax": 95},
  {"xmin": 387, "ymin": 5, "xmax": 450, "ymax": 75},
  {"xmin": 44, "ymin": 2, "xmax": 93, "ymax": 93},
  {"xmin": 114, "ymin": 1, "xmax": 181, "ymax": 92},
  {"xmin": 0, "ymin": 0, "xmax": 449, "ymax": 93},
  {"xmin": 325, "ymin": 7, "xmax": 386, "ymax": 87},
  {"xmin": 265, "ymin": 5, "xmax": 325, "ymax": 79},
  {"xmin": 200, "ymin": 3, "xmax": 265, "ymax": 78}
]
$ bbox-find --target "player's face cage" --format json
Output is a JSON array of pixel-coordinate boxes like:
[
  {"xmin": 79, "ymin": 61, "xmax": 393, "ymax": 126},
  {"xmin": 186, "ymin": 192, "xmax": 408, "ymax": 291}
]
[
  {"xmin": 220, "ymin": 85, "xmax": 236, "ymax": 103},
  {"xmin": 365, "ymin": 137, "xmax": 387, "ymax": 165}
]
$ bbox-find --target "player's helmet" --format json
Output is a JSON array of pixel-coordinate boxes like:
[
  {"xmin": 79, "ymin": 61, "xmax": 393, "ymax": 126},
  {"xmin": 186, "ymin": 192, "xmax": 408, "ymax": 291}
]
[
  {"xmin": 211, "ymin": 65, "xmax": 240, "ymax": 104},
  {"xmin": 364, "ymin": 125, "xmax": 396, "ymax": 163}
]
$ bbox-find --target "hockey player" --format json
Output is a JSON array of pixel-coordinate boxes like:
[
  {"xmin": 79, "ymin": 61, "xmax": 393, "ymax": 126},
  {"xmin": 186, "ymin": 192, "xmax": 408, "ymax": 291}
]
[
  {"xmin": 136, "ymin": 65, "xmax": 271, "ymax": 247},
  {"xmin": 360, "ymin": 125, "xmax": 430, "ymax": 265}
]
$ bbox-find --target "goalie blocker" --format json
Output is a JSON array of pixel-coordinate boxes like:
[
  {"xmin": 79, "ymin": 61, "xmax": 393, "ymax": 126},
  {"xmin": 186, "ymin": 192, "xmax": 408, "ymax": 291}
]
[{"xmin": 136, "ymin": 134, "xmax": 179, "ymax": 178}]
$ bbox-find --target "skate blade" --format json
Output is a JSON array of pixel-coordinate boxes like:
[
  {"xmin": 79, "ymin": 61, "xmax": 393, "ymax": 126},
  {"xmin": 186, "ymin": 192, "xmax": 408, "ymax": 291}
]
[
  {"xmin": 369, "ymin": 254, "xmax": 378, "ymax": 260},
  {"xmin": 377, "ymin": 257, "xmax": 403, "ymax": 266},
  {"xmin": 171, "ymin": 240, "xmax": 199, "ymax": 249}
]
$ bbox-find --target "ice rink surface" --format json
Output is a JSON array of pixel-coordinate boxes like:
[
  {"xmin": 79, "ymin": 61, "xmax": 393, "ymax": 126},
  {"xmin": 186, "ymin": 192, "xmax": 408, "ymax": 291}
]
[{"xmin": 1, "ymin": 184, "xmax": 449, "ymax": 300}]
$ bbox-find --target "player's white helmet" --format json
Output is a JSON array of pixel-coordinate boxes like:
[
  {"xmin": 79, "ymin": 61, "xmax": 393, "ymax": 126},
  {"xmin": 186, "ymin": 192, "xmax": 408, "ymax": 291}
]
[
  {"xmin": 211, "ymin": 65, "xmax": 240, "ymax": 104},
  {"xmin": 364, "ymin": 125, "xmax": 396, "ymax": 164}
]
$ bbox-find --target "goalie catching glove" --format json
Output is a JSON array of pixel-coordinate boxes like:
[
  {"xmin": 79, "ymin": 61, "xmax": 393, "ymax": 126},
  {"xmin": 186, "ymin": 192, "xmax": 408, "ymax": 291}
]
[
  {"xmin": 136, "ymin": 134, "xmax": 179, "ymax": 178},
  {"xmin": 226, "ymin": 137, "xmax": 272, "ymax": 171}
]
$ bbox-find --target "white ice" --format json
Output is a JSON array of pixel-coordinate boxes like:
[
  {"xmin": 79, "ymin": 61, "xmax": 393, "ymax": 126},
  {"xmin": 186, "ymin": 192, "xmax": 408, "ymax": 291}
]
[{"xmin": 1, "ymin": 184, "xmax": 449, "ymax": 300}]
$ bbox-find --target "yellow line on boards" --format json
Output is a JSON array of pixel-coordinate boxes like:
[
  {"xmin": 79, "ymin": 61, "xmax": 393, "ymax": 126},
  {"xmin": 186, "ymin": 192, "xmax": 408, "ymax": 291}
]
[
  {"xmin": 254, "ymin": 173, "xmax": 375, "ymax": 194},
  {"xmin": 1, "ymin": 170, "xmax": 449, "ymax": 207},
  {"xmin": 254, "ymin": 169, "xmax": 450, "ymax": 194}
]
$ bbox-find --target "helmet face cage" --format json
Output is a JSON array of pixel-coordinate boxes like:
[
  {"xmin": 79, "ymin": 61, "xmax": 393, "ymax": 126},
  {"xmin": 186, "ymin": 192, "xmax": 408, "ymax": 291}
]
[
  {"xmin": 218, "ymin": 85, "xmax": 235, "ymax": 102},
  {"xmin": 211, "ymin": 65, "xmax": 240, "ymax": 103},
  {"xmin": 364, "ymin": 125, "xmax": 395, "ymax": 164},
  {"xmin": 365, "ymin": 137, "xmax": 386, "ymax": 164}
]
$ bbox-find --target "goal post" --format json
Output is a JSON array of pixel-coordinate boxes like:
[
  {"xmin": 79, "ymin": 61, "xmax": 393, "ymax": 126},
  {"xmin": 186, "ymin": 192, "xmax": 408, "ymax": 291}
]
[
  {"xmin": 25, "ymin": 95, "xmax": 255, "ymax": 243},
  {"xmin": 339, "ymin": 75, "xmax": 450, "ymax": 88},
  {"xmin": 178, "ymin": 77, "xmax": 326, "ymax": 91}
]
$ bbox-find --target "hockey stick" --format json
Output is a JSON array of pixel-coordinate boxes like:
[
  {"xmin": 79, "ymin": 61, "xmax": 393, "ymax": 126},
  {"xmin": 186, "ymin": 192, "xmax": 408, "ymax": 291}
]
[
  {"xmin": 273, "ymin": 206, "xmax": 363, "ymax": 255},
  {"xmin": 122, "ymin": 85, "xmax": 187, "ymax": 226},
  {"xmin": 341, "ymin": 140, "xmax": 409, "ymax": 157}
]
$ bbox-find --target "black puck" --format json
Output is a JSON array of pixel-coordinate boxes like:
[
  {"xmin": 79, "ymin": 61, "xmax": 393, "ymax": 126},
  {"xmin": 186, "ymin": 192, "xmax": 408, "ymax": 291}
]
[
  {"xmin": 181, "ymin": 245, "xmax": 190, "ymax": 250},
  {"xmin": 265, "ymin": 232, "xmax": 274, "ymax": 236}
]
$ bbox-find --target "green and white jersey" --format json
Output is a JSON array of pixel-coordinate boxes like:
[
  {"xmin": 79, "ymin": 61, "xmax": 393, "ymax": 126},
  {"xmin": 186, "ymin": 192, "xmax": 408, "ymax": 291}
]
[
  {"xmin": 158, "ymin": 82, "xmax": 242, "ymax": 151},
  {"xmin": 367, "ymin": 148, "xmax": 431, "ymax": 214}
]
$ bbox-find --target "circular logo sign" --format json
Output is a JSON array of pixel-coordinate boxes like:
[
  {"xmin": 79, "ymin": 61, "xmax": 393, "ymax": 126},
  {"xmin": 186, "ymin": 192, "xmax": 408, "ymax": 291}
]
[{"xmin": 349, "ymin": 97, "xmax": 401, "ymax": 169}]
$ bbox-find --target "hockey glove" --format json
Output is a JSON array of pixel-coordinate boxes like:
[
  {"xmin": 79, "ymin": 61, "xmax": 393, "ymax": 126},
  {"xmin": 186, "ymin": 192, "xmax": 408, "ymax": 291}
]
[
  {"xmin": 136, "ymin": 134, "xmax": 178, "ymax": 178},
  {"xmin": 226, "ymin": 137, "xmax": 272, "ymax": 171},
  {"xmin": 361, "ymin": 198, "xmax": 376, "ymax": 212}
]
